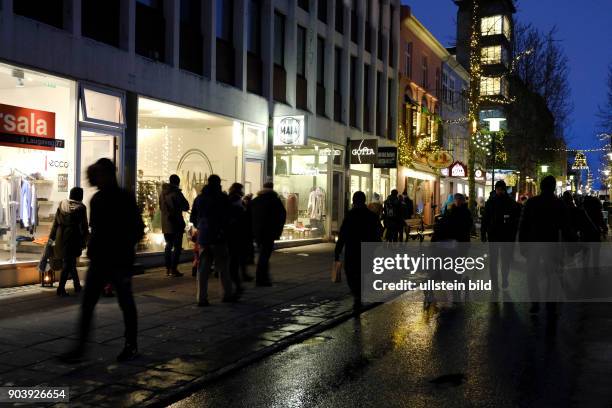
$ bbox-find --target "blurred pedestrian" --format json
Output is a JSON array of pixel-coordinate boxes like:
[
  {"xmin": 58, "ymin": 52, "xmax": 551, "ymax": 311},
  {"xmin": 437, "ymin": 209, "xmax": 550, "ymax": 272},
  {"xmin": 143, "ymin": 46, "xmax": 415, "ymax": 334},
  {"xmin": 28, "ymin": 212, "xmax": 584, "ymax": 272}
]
[
  {"xmin": 441, "ymin": 194, "xmax": 454, "ymax": 216},
  {"xmin": 335, "ymin": 191, "xmax": 381, "ymax": 312},
  {"xmin": 159, "ymin": 174, "xmax": 189, "ymax": 277},
  {"xmin": 242, "ymin": 193, "xmax": 256, "ymax": 268},
  {"xmin": 49, "ymin": 187, "xmax": 88, "ymax": 296},
  {"xmin": 227, "ymin": 182, "xmax": 250, "ymax": 296},
  {"xmin": 61, "ymin": 158, "xmax": 145, "ymax": 363},
  {"xmin": 481, "ymin": 180, "xmax": 521, "ymax": 290},
  {"xmin": 250, "ymin": 182, "xmax": 286, "ymax": 286},
  {"xmin": 438, "ymin": 193, "xmax": 473, "ymax": 242},
  {"xmin": 383, "ymin": 190, "xmax": 402, "ymax": 242},
  {"xmin": 190, "ymin": 175, "xmax": 233, "ymax": 305}
]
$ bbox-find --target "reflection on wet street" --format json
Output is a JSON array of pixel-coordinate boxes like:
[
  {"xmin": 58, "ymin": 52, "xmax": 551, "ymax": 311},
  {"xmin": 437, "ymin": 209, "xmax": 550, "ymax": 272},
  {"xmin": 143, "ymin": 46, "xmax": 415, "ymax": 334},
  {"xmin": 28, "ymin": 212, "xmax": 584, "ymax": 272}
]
[{"xmin": 172, "ymin": 298, "xmax": 582, "ymax": 408}]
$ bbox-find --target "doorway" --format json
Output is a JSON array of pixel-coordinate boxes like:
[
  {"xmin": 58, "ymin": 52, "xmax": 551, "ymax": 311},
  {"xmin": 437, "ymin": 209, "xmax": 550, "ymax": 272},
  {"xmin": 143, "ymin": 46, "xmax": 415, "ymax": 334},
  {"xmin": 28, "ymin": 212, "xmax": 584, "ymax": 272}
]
[
  {"xmin": 244, "ymin": 159, "xmax": 264, "ymax": 195},
  {"xmin": 79, "ymin": 129, "xmax": 121, "ymax": 210}
]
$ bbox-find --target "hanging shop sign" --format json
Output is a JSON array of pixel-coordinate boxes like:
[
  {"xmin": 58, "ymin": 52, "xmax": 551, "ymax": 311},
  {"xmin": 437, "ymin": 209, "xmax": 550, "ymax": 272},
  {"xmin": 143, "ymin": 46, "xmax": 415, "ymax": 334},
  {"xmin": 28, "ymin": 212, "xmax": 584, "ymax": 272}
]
[
  {"xmin": 350, "ymin": 139, "xmax": 378, "ymax": 165},
  {"xmin": 0, "ymin": 103, "xmax": 63, "ymax": 151},
  {"xmin": 474, "ymin": 168, "xmax": 485, "ymax": 180},
  {"xmin": 273, "ymin": 115, "xmax": 306, "ymax": 146},
  {"xmin": 375, "ymin": 147, "xmax": 397, "ymax": 168},
  {"xmin": 440, "ymin": 168, "xmax": 449, "ymax": 177},
  {"xmin": 427, "ymin": 150, "xmax": 453, "ymax": 169},
  {"xmin": 449, "ymin": 161, "xmax": 468, "ymax": 178}
]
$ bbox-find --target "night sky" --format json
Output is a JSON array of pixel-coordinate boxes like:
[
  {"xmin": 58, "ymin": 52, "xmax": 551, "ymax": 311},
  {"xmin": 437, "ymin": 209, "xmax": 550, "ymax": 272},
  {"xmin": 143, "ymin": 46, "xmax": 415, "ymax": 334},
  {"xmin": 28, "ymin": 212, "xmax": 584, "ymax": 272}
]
[{"xmin": 403, "ymin": 0, "xmax": 612, "ymax": 185}]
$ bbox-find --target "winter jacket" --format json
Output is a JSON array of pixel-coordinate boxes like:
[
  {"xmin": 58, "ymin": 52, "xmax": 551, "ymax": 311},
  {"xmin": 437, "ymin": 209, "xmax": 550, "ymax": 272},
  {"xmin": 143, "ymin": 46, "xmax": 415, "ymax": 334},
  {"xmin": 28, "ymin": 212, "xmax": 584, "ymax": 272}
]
[
  {"xmin": 250, "ymin": 188, "xmax": 286, "ymax": 242},
  {"xmin": 438, "ymin": 204, "xmax": 473, "ymax": 242},
  {"xmin": 227, "ymin": 193, "xmax": 248, "ymax": 248},
  {"xmin": 481, "ymin": 193, "xmax": 521, "ymax": 242},
  {"xmin": 87, "ymin": 187, "xmax": 145, "ymax": 268},
  {"xmin": 190, "ymin": 185, "xmax": 230, "ymax": 245},
  {"xmin": 159, "ymin": 183, "xmax": 189, "ymax": 234},
  {"xmin": 49, "ymin": 199, "xmax": 89, "ymax": 259},
  {"xmin": 383, "ymin": 195, "xmax": 403, "ymax": 229},
  {"xmin": 518, "ymin": 193, "xmax": 569, "ymax": 242},
  {"xmin": 335, "ymin": 205, "xmax": 382, "ymax": 274},
  {"xmin": 581, "ymin": 196, "xmax": 608, "ymax": 242}
]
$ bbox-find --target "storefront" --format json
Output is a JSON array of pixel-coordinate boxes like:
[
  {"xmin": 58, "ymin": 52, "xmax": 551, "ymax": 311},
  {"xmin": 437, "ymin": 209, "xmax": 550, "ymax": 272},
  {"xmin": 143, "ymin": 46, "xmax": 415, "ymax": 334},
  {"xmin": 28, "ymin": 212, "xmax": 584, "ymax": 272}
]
[
  {"xmin": 136, "ymin": 97, "xmax": 266, "ymax": 253},
  {"xmin": 349, "ymin": 139, "xmax": 377, "ymax": 202},
  {"xmin": 272, "ymin": 116, "xmax": 344, "ymax": 241},
  {"xmin": 0, "ymin": 63, "xmax": 77, "ymax": 265},
  {"xmin": 399, "ymin": 165, "xmax": 438, "ymax": 224}
]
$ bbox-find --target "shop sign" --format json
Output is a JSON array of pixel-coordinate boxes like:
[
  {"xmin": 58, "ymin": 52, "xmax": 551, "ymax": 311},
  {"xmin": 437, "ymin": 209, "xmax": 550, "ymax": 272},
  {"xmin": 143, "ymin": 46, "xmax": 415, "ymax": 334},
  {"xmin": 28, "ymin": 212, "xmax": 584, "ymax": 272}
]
[
  {"xmin": 427, "ymin": 151, "xmax": 453, "ymax": 169},
  {"xmin": 375, "ymin": 147, "xmax": 397, "ymax": 168},
  {"xmin": 319, "ymin": 147, "xmax": 342, "ymax": 157},
  {"xmin": 350, "ymin": 139, "xmax": 378, "ymax": 165},
  {"xmin": 57, "ymin": 173, "xmax": 68, "ymax": 192},
  {"xmin": 273, "ymin": 115, "xmax": 306, "ymax": 146},
  {"xmin": 475, "ymin": 168, "xmax": 484, "ymax": 180},
  {"xmin": 449, "ymin": 161, "xmax": 468, "ymax": 178},
  {"xmin": 440, "ymin": 168, "xmax": 449, "ymax": 177},
  {"xmin": 0, "ymin": 103, "xmax": 63, "ymax": 151}
]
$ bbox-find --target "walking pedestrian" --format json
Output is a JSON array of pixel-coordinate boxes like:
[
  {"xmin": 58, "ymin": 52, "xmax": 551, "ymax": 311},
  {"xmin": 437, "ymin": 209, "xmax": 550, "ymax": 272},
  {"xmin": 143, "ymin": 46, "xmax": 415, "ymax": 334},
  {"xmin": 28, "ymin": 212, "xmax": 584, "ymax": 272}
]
[
  {"xmin": 61, "ymin": 158, "xmax": 145, "ymax": 363},
  {"xmin": 227, "ymin": 182, "xmax": 250, "ymax": 296},
  {"xmin": 481, "ymin": 180, "xmax": 521, "ymax": 290},
  {"xmin": 335, "ymin": 191, "xmax": 381, "ymax": 312},
  {"xmin": 243, "ymin": 193, "xmax": 256, "ymax": 268},
  {"xmin": 49, "ymin": 187, "xmax": 88, "ymax": 296},
  {"xmin": 383, "ymin": 190, "xmax": 402, "ymax": 242},
  {"xmin": 250, "ymin": 182, "xmax": 286, "ymax": 286},
  {"xmin": 159, "ymin": 174, "xmax": 189, "ymax": 277},
  {"xmin": 190, "ymin": 175, "xmax": 233, "ymax": 305},
  {"xmin": 438, "ymin": 193, "xmax": 473, "ymax": 242},
  {"xmin": 518, "ymin": 175, "xmax": 569, "ymax": 314}
]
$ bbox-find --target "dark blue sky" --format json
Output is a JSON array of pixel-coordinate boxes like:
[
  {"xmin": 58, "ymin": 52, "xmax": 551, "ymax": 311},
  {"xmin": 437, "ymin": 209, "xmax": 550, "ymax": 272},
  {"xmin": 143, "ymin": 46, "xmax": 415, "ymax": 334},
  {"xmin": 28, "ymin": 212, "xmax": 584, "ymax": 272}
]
[{"xmin": 403, "ymin": 0, "xmax": 612, "ymax": 177}]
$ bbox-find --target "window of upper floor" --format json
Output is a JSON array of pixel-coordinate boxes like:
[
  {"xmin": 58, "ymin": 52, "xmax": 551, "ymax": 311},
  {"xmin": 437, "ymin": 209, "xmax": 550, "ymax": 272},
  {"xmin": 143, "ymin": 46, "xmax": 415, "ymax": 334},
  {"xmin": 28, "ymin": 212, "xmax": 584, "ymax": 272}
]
[
  {"xmin": 480, "ymin": 76, "xmax": 508, "ymax": 97},
  {"xmin": 481, "ymin": 15, "xmax": 511, "ymax": 40},
  {"xmin": 481, "ymin": 45, "xmax": 509, "ymax": 66}
]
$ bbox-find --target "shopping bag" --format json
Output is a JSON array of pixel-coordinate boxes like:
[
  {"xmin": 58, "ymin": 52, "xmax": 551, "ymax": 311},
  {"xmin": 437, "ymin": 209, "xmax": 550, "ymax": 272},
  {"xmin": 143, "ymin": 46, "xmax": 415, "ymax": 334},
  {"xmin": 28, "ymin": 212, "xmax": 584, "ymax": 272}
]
[{"xmin": 332, "ymin": 261, "xmax": 342, "ymax": 283}]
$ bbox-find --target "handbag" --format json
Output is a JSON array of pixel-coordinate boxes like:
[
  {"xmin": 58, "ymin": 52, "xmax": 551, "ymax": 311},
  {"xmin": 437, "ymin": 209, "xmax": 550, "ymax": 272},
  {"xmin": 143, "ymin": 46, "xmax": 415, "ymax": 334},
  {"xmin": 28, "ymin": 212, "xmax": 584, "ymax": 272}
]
[{"xmin": 332, "ymin": 261, "xmax": 342, "ymax": 283}]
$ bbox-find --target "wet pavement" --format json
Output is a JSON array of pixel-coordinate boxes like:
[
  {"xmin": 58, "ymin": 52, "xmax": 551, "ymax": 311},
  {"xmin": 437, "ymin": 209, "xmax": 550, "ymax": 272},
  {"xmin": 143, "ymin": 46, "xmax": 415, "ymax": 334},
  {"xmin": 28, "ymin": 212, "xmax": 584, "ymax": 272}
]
[
  {"xmin": 172, "ymin": 298, "xmax": 612, "ymax": 408},
  {"xmin": 0, "ymin": 244, "xmax": 357, "ymax": 407}
]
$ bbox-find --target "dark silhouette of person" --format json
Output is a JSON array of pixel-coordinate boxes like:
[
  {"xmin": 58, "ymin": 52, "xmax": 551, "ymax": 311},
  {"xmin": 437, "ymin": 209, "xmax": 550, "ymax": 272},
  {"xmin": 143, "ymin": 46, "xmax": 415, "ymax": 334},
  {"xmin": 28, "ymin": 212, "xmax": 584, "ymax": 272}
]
[
  {"xmin": 383, "ymin": 190, "xmax": 403, "ymax": 242},
  {"xmin": 190, "ymin": 174, "xmax": 233, "ymax": 305},
  {"xmin": 227, "ymin": 182, "xmax": 250, "ymax": 295},
  {"xmin": 439, "ymin": 193, "xmax": 473, "ymax": 242},
  {"xmin": 61, "ymin": 158, "xmax": 145, "ymax": 363},
  {"xmin": 242, "ymin": 193, "xmax": 256, "ymax": 269},
  {"xmin": 481, "ymin": 180, "xmax": 521, "ymax": 290},
  {"xmin": 49, "ymin": 187, "xmax": 88, "ymax": 296},
  {"xmin": 335, "ymin": 191, "xmax": 382, "ymax": 311},
  {"xmin": 159, "ymin": 174, "xmax": 189, "ymax": 277},
  {"xmin": 250, "ymin": 182, "xmax": 286, "ymax": 286},
  {"xmin": 519, "ymin": 175, "xmax": 569, "ymax": 314}
]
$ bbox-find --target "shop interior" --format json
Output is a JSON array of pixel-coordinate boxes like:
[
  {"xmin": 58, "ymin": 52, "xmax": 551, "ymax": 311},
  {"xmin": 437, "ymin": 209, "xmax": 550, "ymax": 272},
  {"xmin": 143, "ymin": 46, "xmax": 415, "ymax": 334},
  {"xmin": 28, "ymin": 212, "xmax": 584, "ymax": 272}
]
[
  {"xmin": 0, "ymin": 63, "xmax": 76, "ymax": 264},
  {"xmin": 136, "ymin": 97, "xmax": 242, "ymax": 252}
]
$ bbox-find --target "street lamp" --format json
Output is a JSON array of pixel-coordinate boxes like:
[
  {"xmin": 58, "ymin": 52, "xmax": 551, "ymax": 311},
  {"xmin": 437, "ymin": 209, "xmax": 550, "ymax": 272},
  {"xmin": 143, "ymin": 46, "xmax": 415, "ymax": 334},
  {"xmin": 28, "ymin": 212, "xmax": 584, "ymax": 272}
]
[
  {"xmin": 482, "ymin": 114, "xmax": 507, "ymax": 192},
  {"xmin": 541, "ymin": 165, "xmax": 549, "ymax": 173}
]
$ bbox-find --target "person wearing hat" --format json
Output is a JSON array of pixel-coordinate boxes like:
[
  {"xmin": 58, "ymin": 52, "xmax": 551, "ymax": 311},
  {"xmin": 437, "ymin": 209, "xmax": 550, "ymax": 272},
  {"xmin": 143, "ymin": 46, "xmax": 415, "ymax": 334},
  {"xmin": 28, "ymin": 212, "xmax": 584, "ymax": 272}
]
[{"xmin": 481, "ymin": 180, "xmax": 522, "ymax": 290}]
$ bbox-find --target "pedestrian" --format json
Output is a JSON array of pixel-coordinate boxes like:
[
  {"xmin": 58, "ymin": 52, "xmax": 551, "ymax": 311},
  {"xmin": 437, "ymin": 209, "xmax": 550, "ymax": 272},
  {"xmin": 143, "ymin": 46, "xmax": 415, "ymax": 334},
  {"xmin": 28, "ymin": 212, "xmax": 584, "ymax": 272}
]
[
  {"xmin": 250, "ymin": 182, "xmax": 286, "ymax": 286},
  {"xmin": 580, "ymin": 195, "xmax": 608, "ymax": 242},
  {"xmin": 335, "ymin": 191, "xmax": 381, "ymax": 312},
  {"xmin": 61, "ymin": 158, "xmax": 145, "ymax": 363},
  {"xmin": 49, "ymin": 187, "xmax": 88, "ymax": 297},
  {"xmin": 439, "ymin": 193, "xmax": 473, "ymax": 242},
  {"xmin": 227, "ymin": 182, "xmax": 250, "ymax": 295},
  {"xmin": 403, "ymin": 192, "xmax": 414, "ymax": 220},
  {"xmin": 242, "ymin": 193, "xmax": 256, "ymax": 268},
  {"xmin": 518, "ymin": 175, "xmax": 569, "ymax": 314},
  {"xmin": 441, "ymin": 194, "xmax": 454, "ymax": 216},
  {"xmin": 190, "ymin": 174, "xmax": 233, "ymax": 305},
  {"xmin": 159, "ymin": 174, "xmax": 189, "ymax": 277},
  {"xmin": 480, "ymin": 180, "xmax": 521, "ymax": 290},
  {"xmin": 383, "ymin": 190, "xmax": 402, "ymax": 242}
]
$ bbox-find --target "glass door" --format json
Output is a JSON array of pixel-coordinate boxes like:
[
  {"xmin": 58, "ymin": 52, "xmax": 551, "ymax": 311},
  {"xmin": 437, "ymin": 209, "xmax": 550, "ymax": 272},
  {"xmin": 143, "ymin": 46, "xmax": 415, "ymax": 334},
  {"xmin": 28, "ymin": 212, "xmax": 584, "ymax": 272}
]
[
  {"xmin": 79, "ymin": 129, "xmax": 121, "ymax": 211},
  {"xmin": 332, "ymin": 171, "xmax": 344, "ymax": 234},
  {"xmin": 244, "ymin": 159, "xmax": 264, "ymax": 195}
]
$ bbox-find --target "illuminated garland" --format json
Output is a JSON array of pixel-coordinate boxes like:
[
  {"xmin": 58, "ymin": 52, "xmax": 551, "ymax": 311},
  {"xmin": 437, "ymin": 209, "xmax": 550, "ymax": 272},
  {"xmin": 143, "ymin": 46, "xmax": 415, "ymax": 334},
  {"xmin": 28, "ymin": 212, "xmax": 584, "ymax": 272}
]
[
  {"xmin": 415, "ymin": 137, "xmax": 440, "ymax": 156},
  {"xmin": 397, "ymin": 125, "xmax": 412, "ymax": 167}
]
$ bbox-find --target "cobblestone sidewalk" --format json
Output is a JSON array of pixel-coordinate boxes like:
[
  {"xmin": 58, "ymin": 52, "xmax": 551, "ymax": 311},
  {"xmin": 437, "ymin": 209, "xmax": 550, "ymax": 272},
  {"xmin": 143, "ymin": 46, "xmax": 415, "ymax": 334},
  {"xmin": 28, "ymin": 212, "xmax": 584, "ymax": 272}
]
[{"xmin": 0, "ymin": 244, "xmax": 353, "ymax": 407}]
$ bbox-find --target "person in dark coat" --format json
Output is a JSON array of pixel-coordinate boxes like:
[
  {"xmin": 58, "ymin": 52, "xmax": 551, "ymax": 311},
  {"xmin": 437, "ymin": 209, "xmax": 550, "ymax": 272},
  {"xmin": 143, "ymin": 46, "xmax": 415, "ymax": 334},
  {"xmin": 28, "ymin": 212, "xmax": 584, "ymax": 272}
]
[
  {"xmin": 190, "ymin": 174, "xmax": 233, "ymax": 305},
  {"xmin": 481, "ymin": 180, "xmax": 522, "ymax": 289},
  {"xmin": 227, "ymin": 183, "xmax": 250, "ymax": 295},
  {"xmin": 250, "ymin": 182, "xmax": 286, "ymax": 286},
  {"xmin": 335, "ymin": 191, "xmax": 382, "ymax": 311},
  {"xmin": 159, "ymin": 174, "xmax": 189, "ymax": 277},
  {"xmin": 49, "ymin": 187, "xmax": 89, "ymax": 297},
  {"xmin": 439, "ymin": 194, "xmax": 473, "ymax": 242},
  {"xmin": 383, "ymin": 190, "xmax": 403, "ymax": 242},
  {"xmin": 518, "ymin": 175, "xmax": 569, "ymax": 314},
  {"xmin": 61, "ymin": 158, "xmax": 145, "ymax": 363},
  {"xmin": 242, "ymin": 193, "xmax": 256, "ymax": 269},
  {"xmin": 581, "ymin": 196, "xmax": 608, "ymax": 242}
]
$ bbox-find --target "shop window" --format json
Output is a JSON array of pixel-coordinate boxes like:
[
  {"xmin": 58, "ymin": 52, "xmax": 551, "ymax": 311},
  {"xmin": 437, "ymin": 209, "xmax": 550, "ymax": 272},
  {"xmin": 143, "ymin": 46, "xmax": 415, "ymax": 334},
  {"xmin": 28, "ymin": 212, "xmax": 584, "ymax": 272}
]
[
  {"xmin": 80, "ymin": 87, "xmax": 125, "ymax": 127},
  {"xmin": 0, "ymin": 63, "xmax": 77, "ymax": 265},
  {"xmin": 82, "ymin": 0, "xmax": 121, "ymax": 48},
  {"xmin": 180, "ymin": 0, "xmax": 204, "ymax": 75},
  {"xmin": 14, "ymin": 0, "xmax": 64, "ymax": 30},
  {"xmin": 136, "ymin": 0, "xmax": 166, "ymax": 61},
  {"xmin": 136, "ymin": 97, "xmax": 241, "ymax": 253}
]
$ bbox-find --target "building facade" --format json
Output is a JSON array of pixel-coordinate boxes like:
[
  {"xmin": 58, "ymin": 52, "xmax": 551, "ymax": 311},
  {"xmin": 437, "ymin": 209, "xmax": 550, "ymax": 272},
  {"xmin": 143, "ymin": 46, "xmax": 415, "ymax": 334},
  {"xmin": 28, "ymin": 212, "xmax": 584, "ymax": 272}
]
[{"xmin": 0, "ymin": 0, "xmax": 399, "ymax": 284}]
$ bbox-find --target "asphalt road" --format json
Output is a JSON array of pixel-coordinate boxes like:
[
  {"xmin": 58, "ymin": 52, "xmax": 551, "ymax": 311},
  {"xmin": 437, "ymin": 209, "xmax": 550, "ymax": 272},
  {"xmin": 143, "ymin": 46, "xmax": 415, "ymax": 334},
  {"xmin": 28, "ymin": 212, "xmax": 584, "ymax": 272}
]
[{"xmin": 170, "ymin": 298, "xmax": 584, "ymax": 408}]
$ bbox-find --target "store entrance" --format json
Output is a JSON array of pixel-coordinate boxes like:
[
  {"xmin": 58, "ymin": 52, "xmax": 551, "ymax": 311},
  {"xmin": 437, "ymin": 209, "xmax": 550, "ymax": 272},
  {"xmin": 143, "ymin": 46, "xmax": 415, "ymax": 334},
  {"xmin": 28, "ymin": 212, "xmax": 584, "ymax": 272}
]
[
  {"xmin": 244, "ymin": 159, "xmax": 264, "ymax": 195},
  {"xmin": 79, "ymin": 129, "xmax": 120, "ymax": 211}
]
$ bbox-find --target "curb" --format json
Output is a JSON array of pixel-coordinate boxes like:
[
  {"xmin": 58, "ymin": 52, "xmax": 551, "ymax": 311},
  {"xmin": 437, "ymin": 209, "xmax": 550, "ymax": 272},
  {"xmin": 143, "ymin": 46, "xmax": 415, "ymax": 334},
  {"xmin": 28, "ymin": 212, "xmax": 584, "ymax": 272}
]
[{"xmin": 142, "ymin": 301, "xmax": 380, "ymax": 407}]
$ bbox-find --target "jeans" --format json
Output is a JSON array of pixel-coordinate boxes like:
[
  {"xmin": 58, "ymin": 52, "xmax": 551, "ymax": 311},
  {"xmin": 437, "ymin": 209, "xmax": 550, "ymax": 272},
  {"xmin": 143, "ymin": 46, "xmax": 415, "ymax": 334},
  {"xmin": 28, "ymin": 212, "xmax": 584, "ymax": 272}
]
[
  {"xmin": 255, "ymin": 240, "xmax": 274, "ymax": 284},
  {"xmin": 198, "ymin": 244, "xmax": 231, "ymax": 303},
  {"xmin": 78, "ymin": 263, "xmax": 138, "ymax": 348},
  {"xmin": 58, "ymin": 256, "xmax": 80, "ymax": 292},
  {"xmin": 164, "ymin": 232, "xmax": 183, "ymax": 270}
]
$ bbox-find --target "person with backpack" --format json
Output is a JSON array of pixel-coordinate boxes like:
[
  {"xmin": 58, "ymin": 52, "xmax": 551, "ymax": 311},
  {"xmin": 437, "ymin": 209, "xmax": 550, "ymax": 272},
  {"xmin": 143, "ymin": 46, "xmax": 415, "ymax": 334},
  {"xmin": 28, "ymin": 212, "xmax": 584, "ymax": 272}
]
[{"xmin": 49, "ymin": 187, "xmax": 89, "ymax": 297}]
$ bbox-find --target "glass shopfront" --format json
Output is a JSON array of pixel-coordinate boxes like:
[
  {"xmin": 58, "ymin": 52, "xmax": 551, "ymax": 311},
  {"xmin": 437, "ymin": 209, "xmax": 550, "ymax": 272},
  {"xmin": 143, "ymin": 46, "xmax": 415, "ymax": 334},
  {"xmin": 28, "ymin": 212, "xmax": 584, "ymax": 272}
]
[
  {"xmin": 273, "ymin": 139, "xmax": 344, "ymax": 241},
  {"xmin": 136, "ymin": 97, "xmax": 250, "ymax": 253},
  {"xmin": 400, "ymin": 167, "xmax": 437, "ymax": 224},
  {"xmin": 0, "ymin": 63, "xmax": 77, "ymax": 264}
]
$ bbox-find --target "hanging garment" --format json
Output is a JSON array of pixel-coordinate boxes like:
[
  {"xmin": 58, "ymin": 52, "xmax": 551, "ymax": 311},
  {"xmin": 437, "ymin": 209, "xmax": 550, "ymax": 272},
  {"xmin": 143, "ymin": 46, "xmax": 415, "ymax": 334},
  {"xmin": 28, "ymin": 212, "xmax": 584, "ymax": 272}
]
[
  {"xmin": 0, "ymin": 178, "xmax": 10, "ymax": 227},
  {"xmin": 20, "ymin": 180, "xmax": 32, "ymax": 227},
  {"xmin": 307, "ymin": 189, "xmax": 325, "ymax": 220},
  {"xmin": 286, "ymin": 193, "xmax": 298, "ymax": 223}
]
